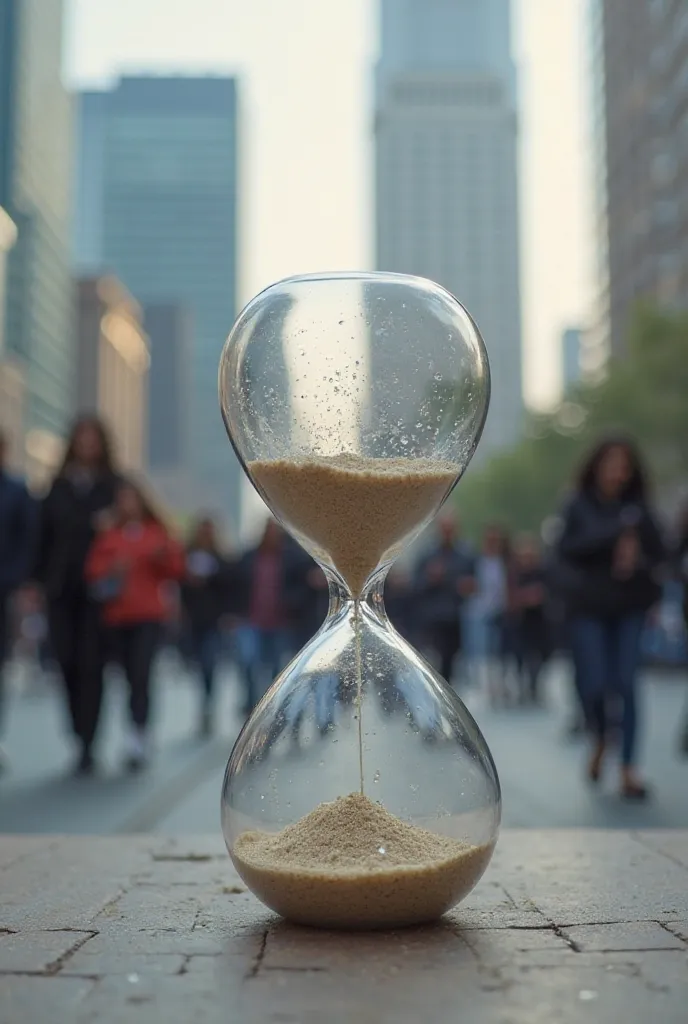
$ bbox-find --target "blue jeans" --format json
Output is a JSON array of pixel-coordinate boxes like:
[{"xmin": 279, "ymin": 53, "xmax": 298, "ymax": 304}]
[
  {"xmin": 569, "ymin": 614, "xmax": 645, "ymax": 766},
  {"xmin": 189, "ymin": 628, "xmax": 221, "ymax": 701},
  {"xmin": 235, "ymin": 626, "xmax": 289, "ymax": 712}
]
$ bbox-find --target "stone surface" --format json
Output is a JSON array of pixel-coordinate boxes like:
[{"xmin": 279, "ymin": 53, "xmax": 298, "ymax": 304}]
[{"xmin": 0, "ymin": 832, "xmax": 687, "ymax": 1023}]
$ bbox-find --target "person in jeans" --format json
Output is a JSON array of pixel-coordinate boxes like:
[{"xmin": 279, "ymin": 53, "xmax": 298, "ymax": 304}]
[
  {"xmin": 0, "ymin": 431, "xmax": 36, "ymax": 770},
  {"xmin": 86, "ymin": 479, "xmax": 184, "ymax": 771},
  {"xmin": 414, "ymin": 515, "xmax": 476, "ymax": 686},
  {"xmin": 557, "ymin": 437, "xmax": 664, "ymax": 799},
  {"xmin": 236, "ymin": 520, "xmax": 292, "ymax": 714},
  {"xmin": 182, "ymin": 517, "xmax": 238, "ymax": 737},
  {"xmin": 34, "ymin": 416, "xmax": 120, "ymax": 774},
  {"xmin": 510, "ymin": 533, "xmax": 551, "ymax": 705},
  {"xmin": 471, "ymin": 525, "xmax": 509, "ymax": 705}
]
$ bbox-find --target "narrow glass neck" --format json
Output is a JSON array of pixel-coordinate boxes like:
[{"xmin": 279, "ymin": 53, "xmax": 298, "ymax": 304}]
[{"xmin": 326, "ymin": 569, "xmax": 388, "ymax": 621}]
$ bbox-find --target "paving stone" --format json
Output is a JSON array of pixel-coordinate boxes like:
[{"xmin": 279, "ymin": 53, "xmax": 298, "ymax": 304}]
[
  {"xmin": 459, "ymin": 924, "xmax": 574, "ymax": 965},
  {"xmin": 563, "ymin": 920, "xmax": 688, "ymax": 952},
  {"xmin": 0, "ymin": 975, "xmax": 96, "ymax": 1022},
  {"xmin": 60, "ymin": 951, "xmax": 187, "ymax": 978},
  {"xmin": 0, "ymin": 929, "xmax": 96, "ymax": 974},
  {"xmin": 664, "ymin": 920, "xmax": 688, "ymax": 943},
  {"xmin": 635, "ymin": 831, "xmax": 688, "ymax": 870},
  {"xmin": 0, "ymin": 831, "xmax": 686, "ymax": 1023}
]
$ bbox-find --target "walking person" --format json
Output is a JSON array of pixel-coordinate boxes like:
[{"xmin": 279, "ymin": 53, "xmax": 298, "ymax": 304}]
[
  {"xmin": 414, "ymin": 515, "xmax": 476, "ymax": 687},
  {"xmin": 182, "ymin": 517, "xmax": 238, "ymax": 738},
  {"xmin": 472, "ymin": 525, "xmax": 509, "ymax": 705},
  {"xmin": 674, "ymin": 501, "xmax": 688, "ymax": 755},
  {"xmin": 557, "ymin": 437, "xmax": 664, "ymax": 799},
  {"xmin": 34, "ymin": 416, "xmax": 120, "ymax": 774},
  {"xmin": 236, "ymin": 520, "xmax": 292, "ymax": 715},
  {"xmin": 510, "ymin": 533, "xmax": 550, "ymax": 705},
  {"xmin": 0, "ymin": 431, "xmax": 36, "ymax": 770},
  {"xmin": 86, "ymin": 479, "xmax": 184, "ymax": 771}
]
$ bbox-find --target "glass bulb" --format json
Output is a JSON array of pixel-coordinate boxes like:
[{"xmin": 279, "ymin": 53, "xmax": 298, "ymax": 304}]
[{"xmin": 219, "ymin": 272, "xmax": 500, "ymax": 929}]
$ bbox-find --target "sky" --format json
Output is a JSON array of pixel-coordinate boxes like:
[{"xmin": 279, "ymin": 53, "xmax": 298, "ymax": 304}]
[{"xmin": 65, "ymin": 0, "xmax": 592, "ymax": 408}]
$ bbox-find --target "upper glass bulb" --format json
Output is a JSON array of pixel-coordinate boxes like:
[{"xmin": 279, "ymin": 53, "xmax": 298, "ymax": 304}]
[{"xmin": 219, "ymin": 272, "xmax": 499, "ymax": 930}]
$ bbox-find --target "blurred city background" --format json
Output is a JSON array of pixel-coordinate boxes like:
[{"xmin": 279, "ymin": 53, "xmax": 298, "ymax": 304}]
[{"xmin": 1, "ymin": 0, "xmax": 688, "ymax": 836}]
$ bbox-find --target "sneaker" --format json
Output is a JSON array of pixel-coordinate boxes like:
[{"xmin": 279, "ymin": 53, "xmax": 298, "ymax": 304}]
[
  {"xmin": 123, "ymin": 728, "xmax": 149, "ymax": 773},
  {"xmin": 74, "ymin": 747, "xmax": 96, "ymax": 777},
  {"xmin": 124, "ymin": 753, "xmax": 148, "ymax": 774}
]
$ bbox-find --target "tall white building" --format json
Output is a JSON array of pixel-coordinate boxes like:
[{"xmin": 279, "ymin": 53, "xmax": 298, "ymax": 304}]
[{"xmin": 375, "ymin": 0, "xmax": 523, "ymax": 456}]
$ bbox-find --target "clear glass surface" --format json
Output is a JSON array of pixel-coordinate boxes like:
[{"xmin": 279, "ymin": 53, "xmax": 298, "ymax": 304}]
[{"xmin": 219, "ymin": 271, "xmax": 500, "ymax": 929}]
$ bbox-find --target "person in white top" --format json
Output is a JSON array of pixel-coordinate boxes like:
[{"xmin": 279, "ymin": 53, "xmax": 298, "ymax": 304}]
[{"xmin": 470, "ymin": 525, "xmax": 509, "ymax": 706}]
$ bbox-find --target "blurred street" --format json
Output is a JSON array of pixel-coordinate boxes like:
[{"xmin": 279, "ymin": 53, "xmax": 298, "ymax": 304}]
[{"xmin": 2, "ymin": 656, "xmax": 687, "ymax": 835}]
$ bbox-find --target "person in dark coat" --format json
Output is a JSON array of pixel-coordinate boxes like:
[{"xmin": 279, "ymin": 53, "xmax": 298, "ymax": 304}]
[
  {"xmin": 33, "ymin": 416, "xmax": 120, "ymax": 774},
  {"xmin": 556, "ymin": 436, "xmax": 665, "ymax": 799},
  {"xmin": 0, "ymin": 431, "xmax": 36, "ymax": 766},
  {"xmin": 674, "ymin": 501, "xmax": 688, "ymax": 755},
  {"xmin": 235, "ymin": 520, "xmax": 294, "ymax": 714},
  {"xmin": 510, "ymin": 533, "xmax": 550, "ymax": 705},
  {"xmin": 181, "ymin": 516, "xmax": 240, "ymax": 737},
  {"xmin": 414, "ymin": 515, "xmax": 476, "ymax": 686}
]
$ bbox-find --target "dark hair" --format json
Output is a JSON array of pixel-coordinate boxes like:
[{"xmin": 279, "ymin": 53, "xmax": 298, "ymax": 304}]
[
  {"xmin": 187, "ymin": 515, "xmax": 220, "ymax": 554},
  {"xmin": 483, "ymin": 522, "xmax": 510, "ymax": 557},
  {"xmin": 677, "ymin": 499, "xmax": 688, "ymax": 542},
  {"xmin": 58, "ymin": 415, "xmax": 115, "ymax": 476},
  {"xmin": 576, "ymin": 436, "xmax": 647, "ymax": 502},
  {"xmin": 116, "ymin": 476, "xmax": 165, "ymax": 528}
]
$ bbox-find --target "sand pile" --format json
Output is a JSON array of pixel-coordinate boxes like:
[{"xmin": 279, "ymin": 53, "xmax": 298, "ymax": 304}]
[
  {"xmin": 248, "ymin": 453, "xmax": 459, "ymax": 596},
  {"xmin": 232, "ymin": 793, "xmax": 493, "ymax": 929}
]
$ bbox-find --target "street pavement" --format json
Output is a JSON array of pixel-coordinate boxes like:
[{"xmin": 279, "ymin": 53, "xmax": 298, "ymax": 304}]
[{"xmin": 1, "ymin": 654, "xmax": 687, "ymax": 835}]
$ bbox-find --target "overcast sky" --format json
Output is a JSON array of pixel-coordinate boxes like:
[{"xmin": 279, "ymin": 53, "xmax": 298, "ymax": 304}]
[{"xmin": 65, "ymin": 0, "xmax": 592, "ymax": 407}]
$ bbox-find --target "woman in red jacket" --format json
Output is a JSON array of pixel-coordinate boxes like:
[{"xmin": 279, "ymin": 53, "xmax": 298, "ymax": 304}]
[{"xmin": 86, "ymin": 479, "xmax": 184, "ymax": 770}]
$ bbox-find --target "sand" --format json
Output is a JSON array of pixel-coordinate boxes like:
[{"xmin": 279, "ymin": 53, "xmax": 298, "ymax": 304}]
[
  {"xmin": 231, "ymin": 793, "xmax": 493, "ymax": 929},
  {"xmin": 248, "ymin": 453, "xmax": 460, "ymax": 596}
]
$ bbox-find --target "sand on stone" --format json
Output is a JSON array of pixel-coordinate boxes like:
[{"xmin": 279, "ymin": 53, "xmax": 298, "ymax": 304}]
[
  {"xmin": 248, "ymin": 453, "xmax": 459, "ymax": 596},
  {"xmin": 231, "ymin": 793, "xmax": 494, "ymax": 929}
]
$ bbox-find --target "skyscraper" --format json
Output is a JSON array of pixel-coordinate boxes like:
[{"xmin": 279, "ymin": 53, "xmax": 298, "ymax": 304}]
[
  {"xmin": 76, "ymin": 277, "xmax": 149, "ymax": 472},
  {"xmin": 561, "ymin": 327, "xmax": 583, "ymax": 393},
  {"xmin": 144, "ymin": 304, "xmax": 191, "ymax": 475},
  {"xmin": 74, "ymin": 77, "xmax": 239, "ymax": 523},
  {"xmin": 0, "ymin": 0, "xmax": 74, "ymax": 448},
  {"xmin": 375, "ymin": 0, "xmax": 522, "ymax": 456},
  {"xmin": 592, "ymin": 0, "xmax": 688, "ymax": 355}
]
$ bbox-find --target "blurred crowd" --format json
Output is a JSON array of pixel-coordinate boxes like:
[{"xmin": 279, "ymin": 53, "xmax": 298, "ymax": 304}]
[{"xmin": 1, "ymin": 418, "xmax": 688, "ymax": 800}]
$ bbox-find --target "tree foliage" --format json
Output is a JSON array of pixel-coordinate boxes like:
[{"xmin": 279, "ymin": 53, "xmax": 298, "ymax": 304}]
[{"xmin": 454, "ymin": 305, "xmax": 688, "ymax": 538}]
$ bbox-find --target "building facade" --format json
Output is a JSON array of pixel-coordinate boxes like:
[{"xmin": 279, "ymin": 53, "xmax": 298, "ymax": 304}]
[
  {"xmin": 76, "ymin": 277, "xmax": 149, "ymax": 472},
  {"xmin": 142, "ymin": 302, "xmax": 207, "ymax": 516},
  {"xmin": 594, "ymin": 0, "xmax": 688, "ymax": 354},
  {"xmin": 144, "ymin": 303, "xmax": 191, "ymax": 473},
  {"xmin": 73, "ymin": 77, "xmax": 239, "ymax": 524},
  {"xmin": 375, "ymin": 0, "xmax": 522, "ymax": 456},
  {"xmin": 561, "ymin": 327, "xmax": 583, "ymax": 393},
  {"xmin": 0, "ymin": 0, "xmax": 74, "ymax": 441},
  {"xmin": 0, "ymin": 204, "xmax": 24, "ymax": 470}
]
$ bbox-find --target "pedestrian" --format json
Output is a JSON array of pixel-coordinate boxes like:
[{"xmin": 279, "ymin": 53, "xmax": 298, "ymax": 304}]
[
  {"xmin": 674, "ymin": 500, "xmax": 688, "ymax": 755},
  {"xmin": 556, "ymin": 436, "xmax": 664, "ymax": 799},
  {"xmin": 471, "ymin": 525, "xmax": 509, "ymax": 705},
  {"xmin": 0, "ymin": 430, "xmax": 36, "ymax": 770},
  {"xmin": 182, "ymin": 516, "xmax": 238, "ymax": 738},
  {"xmin": 414, "ymin": 514, "xmax": 476, "ymax": 686},
  {"xmin": 510, "ymin": 533, "xmax": 550, "ymax": 705},
  {"xmin": 236, "ymin": 520, "xmax": 292, "ymax": 715},
  {"xmin": 33, "ymin": 416, "xmax": 120, "ymax": 775},
  {"xmin": 85, "ymin": 478, "xmax": 184, "ymax": 771}
]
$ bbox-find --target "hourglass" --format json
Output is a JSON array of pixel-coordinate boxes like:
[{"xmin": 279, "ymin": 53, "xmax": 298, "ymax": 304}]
[{"xmin": 219, "ymin": 272, "xmax": 500, "ymax": 929}]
